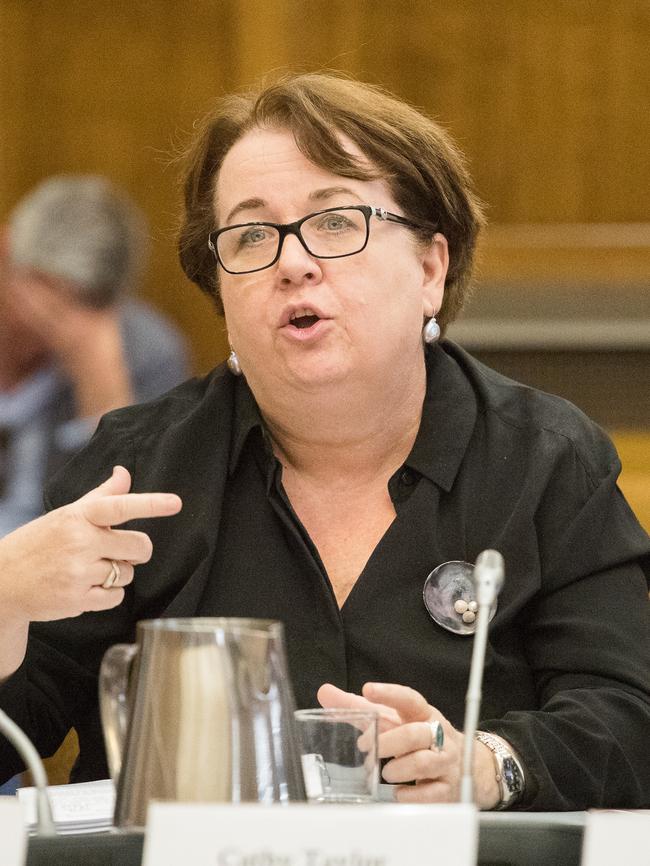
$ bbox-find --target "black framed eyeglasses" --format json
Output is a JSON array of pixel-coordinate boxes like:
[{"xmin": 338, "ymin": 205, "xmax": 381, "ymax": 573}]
[{"xmin": 207, "ymin": 205, "xmax": 437, "ymax": 275}]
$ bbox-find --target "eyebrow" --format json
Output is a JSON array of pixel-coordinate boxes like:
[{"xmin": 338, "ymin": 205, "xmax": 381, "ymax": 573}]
[
  {"xmin": 224, "ymin": 187, "xmax": 363, "ymax": 225},
  {"xmin": 225, "ymin": 198, "xmax": 266, "ymax": 225},
  {"xmin": 308, "ymin": 186, "xmax": 363, "ymax": 203}
]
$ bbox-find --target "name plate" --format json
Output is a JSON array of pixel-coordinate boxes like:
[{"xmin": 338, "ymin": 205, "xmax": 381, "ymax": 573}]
[
  {"xmin": 0, "ymin": 798, "xmax": 27, "ymax": 866},
  {"xmin": 143, "ymin": 802, "xmax": 478, "ymax": 866},
  {"xmin": 582, "ymin": 811, "xmax": 650, "ymax": 866}
]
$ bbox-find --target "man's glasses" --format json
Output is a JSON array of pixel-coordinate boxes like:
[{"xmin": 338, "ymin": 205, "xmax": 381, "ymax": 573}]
[{"xmin": 207, "ymin": 205, "xmax": 437, "ymax": 275}]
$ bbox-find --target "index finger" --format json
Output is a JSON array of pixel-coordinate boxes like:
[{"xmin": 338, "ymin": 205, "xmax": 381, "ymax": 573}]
[{"xmin": 82, "ymin": 492, "xmax": 182, "ymax": 527}]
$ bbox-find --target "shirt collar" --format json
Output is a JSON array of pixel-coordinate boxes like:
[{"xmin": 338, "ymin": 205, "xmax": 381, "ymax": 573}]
[
  {"xmin": 228, "ymin": 375, "xmax": 266, "ymax": 476},
  {"xmin": 403, "ymin": 343, "xmax": 477, "ymax": 492},
  {"xmin": 227, "ymin": 342, "xmax": 477, "ymax": 493}
]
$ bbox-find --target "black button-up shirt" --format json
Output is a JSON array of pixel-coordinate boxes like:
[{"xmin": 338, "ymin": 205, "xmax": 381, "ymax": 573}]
[
  {"xmin": 195, "ymin": 345, "xmax": 650, "ymax": 809},
  {"xmin": 2, "ymin": 342, "xmax": 649, "ymax": 811},
  {"xmin": 199, "ymin": 347, "xmax": 486, "ymax": 721}
]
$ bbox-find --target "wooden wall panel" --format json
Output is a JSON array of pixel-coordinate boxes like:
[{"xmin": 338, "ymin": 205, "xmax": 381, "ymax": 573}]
[{"xmin": 1, "ymin": 0, "xmax": 649, "ymax": 372}]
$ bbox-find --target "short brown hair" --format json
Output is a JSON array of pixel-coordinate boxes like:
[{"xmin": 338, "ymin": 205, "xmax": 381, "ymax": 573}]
[{"xmin": 178, "ymin": 72, "xmax": 485, "ymax": 332}]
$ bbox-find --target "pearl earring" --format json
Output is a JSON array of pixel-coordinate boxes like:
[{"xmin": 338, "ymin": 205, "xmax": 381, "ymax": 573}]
[
  {"xmin": 227, "ymin": 349, "xmax": 242, "ymax": 376},
  {"xmin": 422, "ymin": 316, "xmax": 441, "ymax": 344}
]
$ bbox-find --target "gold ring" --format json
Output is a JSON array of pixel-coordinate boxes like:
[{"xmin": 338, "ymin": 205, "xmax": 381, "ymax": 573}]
[{"xmin": 102, "ymin": 560, "xmax": 121, "ymax": 590}]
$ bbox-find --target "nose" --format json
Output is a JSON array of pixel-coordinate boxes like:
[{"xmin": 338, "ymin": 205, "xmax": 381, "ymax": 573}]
[{"xmin": 275, "ymin": 233, "xmax": 322, "ymax": 287}]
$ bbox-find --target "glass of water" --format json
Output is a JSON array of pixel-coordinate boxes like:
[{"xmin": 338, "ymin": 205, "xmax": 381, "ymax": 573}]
[{"xmin": 294, "ymin": 708, "xmax": 379, "ymax": 803}]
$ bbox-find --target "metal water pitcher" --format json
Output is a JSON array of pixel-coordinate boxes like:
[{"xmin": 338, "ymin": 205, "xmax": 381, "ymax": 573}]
[{"xmin": 99, "ymin": 618, "xmax": 306, "ymax": 827}]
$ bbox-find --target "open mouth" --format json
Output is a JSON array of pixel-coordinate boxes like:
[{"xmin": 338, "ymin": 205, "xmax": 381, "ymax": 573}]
[
  {"xmin": 291, "ymin": 314, "xmax": 320, "ymax": 329},
  {"xmin": 289, "ymin": 309, "xmax": 321, "ymax": 329}
]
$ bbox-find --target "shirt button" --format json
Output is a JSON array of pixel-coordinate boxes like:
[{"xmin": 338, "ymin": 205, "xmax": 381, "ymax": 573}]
[{"xmin": 400, "ymin": 468, "xmax": 416, "ymax": 486}]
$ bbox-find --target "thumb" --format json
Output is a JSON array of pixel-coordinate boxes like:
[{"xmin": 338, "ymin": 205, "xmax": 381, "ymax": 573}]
[
  {"xmin": 79, "ymin": 465, "xmax": 132, "ymax": 502},
  {"xmin": 362, "ymin": 683, "xmax": 434, "ymax": 724},
  {"xmin": 318, "ymin": 683, "xmax": 401, "ymax": 730}
]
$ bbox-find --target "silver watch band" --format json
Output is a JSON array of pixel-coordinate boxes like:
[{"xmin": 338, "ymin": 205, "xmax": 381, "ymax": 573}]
[{"xmin": 475, "ymin": 731, "xmax": 525, "ymax": 809}]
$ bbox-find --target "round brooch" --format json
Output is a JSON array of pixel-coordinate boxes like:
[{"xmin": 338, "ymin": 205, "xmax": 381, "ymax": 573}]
[{"xmin": 423, "ymin": 560, "xmax": 498, "ymax": 636}]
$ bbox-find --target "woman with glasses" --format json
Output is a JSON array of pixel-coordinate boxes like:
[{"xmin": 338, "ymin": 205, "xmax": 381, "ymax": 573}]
[{"xmin": 1, "ymin": 73, "xmax": 649, "ymax": 811}]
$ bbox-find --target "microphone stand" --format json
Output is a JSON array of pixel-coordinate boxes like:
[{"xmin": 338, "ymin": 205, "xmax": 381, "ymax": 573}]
[
  {"xmin": 0, "ymin": 707, "xmax": 56, "ymax": 836},
  {"xmin": 459, "ymin": 550, "xmax": 504, "ymax": 805}
]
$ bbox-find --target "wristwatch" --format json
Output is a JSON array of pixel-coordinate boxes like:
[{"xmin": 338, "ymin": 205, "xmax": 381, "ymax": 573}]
[{"xmin": 475, "ymin": 731, "xmax": 525, "ymax": 809}]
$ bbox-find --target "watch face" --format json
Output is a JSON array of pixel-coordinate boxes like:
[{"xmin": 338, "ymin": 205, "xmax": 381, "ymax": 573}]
[{"xmin": 502, "ymin": 757, "xmax": 523, "ymax": 794}]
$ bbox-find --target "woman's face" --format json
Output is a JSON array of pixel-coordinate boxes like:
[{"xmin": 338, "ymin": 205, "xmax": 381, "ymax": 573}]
[{"xmin": 213, "ymin": 127, "xmax": 448, "ymax": 396}]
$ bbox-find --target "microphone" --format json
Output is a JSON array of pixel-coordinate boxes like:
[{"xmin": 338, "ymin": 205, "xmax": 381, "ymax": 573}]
[
  {"xmin": 0, "ymin": 708, "xmax": 56, "ymax": 836},
  {"xmin": 459, "ymin": 549, "xmax": 504, "ymax": 805}
]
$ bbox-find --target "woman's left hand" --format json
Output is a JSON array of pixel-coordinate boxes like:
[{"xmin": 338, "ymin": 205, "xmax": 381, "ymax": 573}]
[{"xmin": 317, "ymin": 681, "xmax": 500, "ymax": 808}]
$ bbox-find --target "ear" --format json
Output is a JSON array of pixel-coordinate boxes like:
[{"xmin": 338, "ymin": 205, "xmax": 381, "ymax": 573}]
[{"xmin": 420, "ymin": 233, "xmax": 449, "ymax": 318}]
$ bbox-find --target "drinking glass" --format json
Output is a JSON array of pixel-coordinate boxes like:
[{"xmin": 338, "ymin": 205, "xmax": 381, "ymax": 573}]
[{"xmin": 294, "ymin": 708, "xmax": 379, "ymax": 803}]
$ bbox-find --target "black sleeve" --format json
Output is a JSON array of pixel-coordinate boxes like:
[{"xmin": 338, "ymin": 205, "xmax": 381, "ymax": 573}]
[
  {"xmin": 482, "ymin": 431, "xmax": 650, "ymax": 810},
  {"xmin": 0, "ymin": 610, "xmax": 135, "ymax": 782},
  {"xmin": 0, "ymin": 369, "xmax": 231, "ymax": 783}
]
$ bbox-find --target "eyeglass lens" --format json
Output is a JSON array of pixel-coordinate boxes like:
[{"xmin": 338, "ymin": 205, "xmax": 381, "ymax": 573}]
[{"xmin": 216, "ymin": 208, "xmax": 369, "ymax": 273}]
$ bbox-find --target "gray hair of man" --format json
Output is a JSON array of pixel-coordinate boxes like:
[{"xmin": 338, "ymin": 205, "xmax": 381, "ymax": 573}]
[{"xmin": 8, "ymin": 175, "xmax": 148, "ymax": 309}]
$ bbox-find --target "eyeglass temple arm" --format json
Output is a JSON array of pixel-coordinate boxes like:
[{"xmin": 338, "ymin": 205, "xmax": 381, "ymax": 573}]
[{"xmin": 371, "ymin": 206, "xmax": 437, "ymax": 232}]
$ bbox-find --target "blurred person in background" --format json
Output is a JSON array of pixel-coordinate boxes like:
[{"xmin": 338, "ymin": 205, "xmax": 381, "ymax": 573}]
[
  {"xmin": 0, "ymin": 176, "xmax": 189, "ymax": 793},
  {"xmin": 0, "ymin": 175, "xmax": 190, "ymax": 537}
]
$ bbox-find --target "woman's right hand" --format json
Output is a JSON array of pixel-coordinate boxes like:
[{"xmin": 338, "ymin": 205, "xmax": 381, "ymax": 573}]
[{"xmin": 0, "ymin": 465, "xmax": 182, "ymax": 624}]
